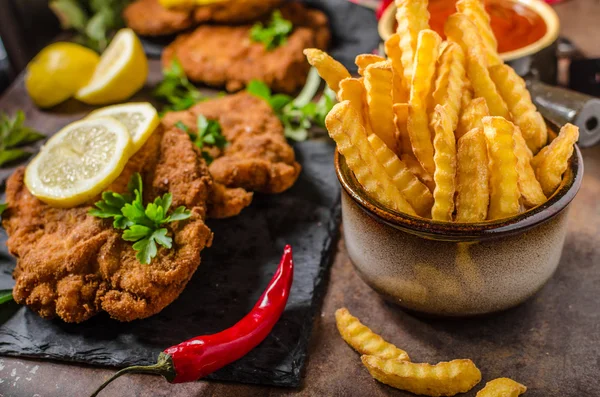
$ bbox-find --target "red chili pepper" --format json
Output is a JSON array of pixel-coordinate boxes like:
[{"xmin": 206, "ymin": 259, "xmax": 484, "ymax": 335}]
[{"xmin": 90, "ymin": 245, "xmax": 294, "ymax": 397}]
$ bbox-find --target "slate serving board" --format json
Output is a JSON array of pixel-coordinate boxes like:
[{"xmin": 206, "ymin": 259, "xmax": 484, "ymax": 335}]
[{"xmin": 0, "ymin": 140, "xmax": 341, "ymax": 387}]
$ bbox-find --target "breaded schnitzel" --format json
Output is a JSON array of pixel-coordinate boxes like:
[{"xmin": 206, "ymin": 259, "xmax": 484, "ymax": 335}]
[
  {"xmin": 162, "ymin": 2, "xmax": 330, "ymax": 93},
  {"xmin": 2, "ymin": 126, "xmax": 214, "ymax": 323},
  {"xmin": 123, "ymin": 0, "xmax": 282, "ymax": 37},
  {"xmin": 162, "ymin": 92, "xmax": 301, "ymax": 195}
]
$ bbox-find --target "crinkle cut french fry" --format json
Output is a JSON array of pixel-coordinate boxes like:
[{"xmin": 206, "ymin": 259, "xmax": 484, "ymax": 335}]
[
  {"xmin": 432, "ymin": 41, "xmax": 466, "ymax": 131},
  {"xmin": 303, "ymin": 48, "xmax": 351, "ymax": 93},
  {"xmin": 338, "ymin": 77, "xmax": 370, "ymax": 133},
  {"xmin": 402, "ymin": 153, "xmax": 436, "ymax": 192},
  {"xmin": 385, "ymin": 33, "xmax": 409, "ymax": 103},
  {"xmin": 456, "ymin": 128, "xmax": 489, "ymax": 222},
  {"xmin": 326, "ymin": 102, "xmax": 417, "ymax": 216},
  {"xmin": 335, "ymin": 308, "xmax": 410, "ymax": 361},
  {"xmin": 456, "ymin": 97, "xmax": 489, "ymax": 140},
  {"xmin": 456, "ymin": 0, "xmax": 502, "ymax": 66},
  {"xmin": 445, "ymin": 14, "xmax": 510, "ymax": 119},
  {"xmin": 532, "ymin": 123, "xmax": 579, "ymax": 197},
  {"xmin": 362, "ymin": 355, "xmax": 482, "ymax": 397},
  {"xmin": 513, "ymin": 128, "xmax": 546, "ymax": 207},
  {"xmin": 364, "ymin": 61, "xmax": 398, "ymax": 154},
  {"xmin": 489, "ymin": 64, "xmax": 548, "ymax": 153},
  {"xmin": 476, "ymin": 378, "xmax": 527, "ymax": 397},
  {"xmin": 395, "ymin": 0, "xmax": 430, "ymax": 91},
  {"xmin": 393, "ymin": 103, "xmax": 413, "ymax": 156},
  {"xmin": 483, "ymin": 116, "xmax": 521, "ymax": 220},
  {"xmin": 408, "ymin": 29, "xmax": 441, "ymax": 175},
  {"xmin": 431, "ymin": 105, "xmax": 457, "ymax": 221},
  {"xmin": 368, "ymin": 133, "xmax": 434, "ymax": 217},
  {"xmin": 356, "ymin": 54, "xmax": 386, "ymax": 76}
]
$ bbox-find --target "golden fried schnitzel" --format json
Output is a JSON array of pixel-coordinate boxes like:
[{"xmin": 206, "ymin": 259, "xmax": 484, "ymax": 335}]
[
  {"xmin": 162, "ymin": 92, "xmax": 302, "ymax": 196},
  {"xmin": 2, "ymin": 126, "xmax": 214, "ymax": 323},
  {"xmin": 161, "ymin": 2, "xmax": 330, "ymax": 93},
  {"xmin": 123, "ymin": 0, "xmax": 282, "ymax": 37}
]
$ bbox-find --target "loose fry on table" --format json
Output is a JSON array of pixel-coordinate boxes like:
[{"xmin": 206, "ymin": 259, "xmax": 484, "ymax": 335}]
[
  {"xmin": 364, "ymin": 61, "xmax": 398, "ymax": 153},
  {"xmin": 476, "ymin": 377, "xmax": 527, "ymax": 397},
  {"xmin": 456, "ymin": 128, "xmax": 489, "ymax": 222},
  {"xmin": 431, "ymin": 41, "xmax": 466, "ymax": 131},
  {"xmin": 431, "ymin": 106, "xmax": 457, "ymax": 221},
  {"xmin": 483, "ymin": 116, "xmax": 520, "ymax": 220},
  {"xmin": 304, "ymin": 48, "xmax": 351, "ymax": 92},
  {"xmin": 368, "ymin": 133, "xmax": 434, "ymax": 217},
  {"xmin": 335, "ymin": 308, "xmax": 410, "ymax": 361},
  {"xmin": 408, "ymin": 29, "xmax": 442, "ymax": 175},
  {"xmin": 395, "ymin": 0, "xmax": 430, "ymax": 91},
  {"xmin": 445, "ymin": 14, "xmax": 510, "ymax": 119},
  {"xmin": 532, "ymin": 123, "xmax": 579, "ymax": 197},
  {"xmin": 402, "ymin": 153, "xmax": 436, "ymax": 192},
  {"xmin": 489, "ymin": 64, "xmax": 548, "ymax": 153},
  {"xmin": 513, "ymin": 128, "xmax": 546, "ymax": 207},
  {"xmin": 456, "ymin": 97, "xmax": 489, "ymax": 140},
  {"xmin": 385, "ymin": 33, "xmax": 409, "ymax": 103},
  {"xmin": 456, "ymin": 0, "xmax": 502, "ymax": 67},
  {"xmin": 362, "ymin": 355, "xmax": 482, "ymax": 397},
  {"xmin": 326, "ymin": 101, "xmax": 417, "ymax": 216},
  {"xmin": 393, "ymin": 103, "xmax": 413, "ymax": 156},
  {"xmin": 356, "ymin": 54, "xmax": 386, "ymax": 76},
  {"xmin": 338, "ymin": 77, "xmax": 370, "ymax": 132}
]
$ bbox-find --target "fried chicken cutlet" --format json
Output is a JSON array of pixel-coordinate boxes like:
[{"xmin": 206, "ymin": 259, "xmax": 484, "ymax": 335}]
[
  {"xmin": 162, "ymin": 2, "xmax": 330, "ymax": 93},
  {"xmin": 123, "ymin": 0, "xmax": 282, "ymax": 37},
  {"xmin": 162, "ymin": 92, "xmax": 301, "ymax": 197},
  {"xmin": 2, "ymin": 126, "xmax": 214, "ymax": 323}
]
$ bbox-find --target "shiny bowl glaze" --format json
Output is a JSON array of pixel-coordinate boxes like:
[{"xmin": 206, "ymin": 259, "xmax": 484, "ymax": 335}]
[{"xmin": 335, "ymin": 145, "xmax": 583, "ymax": 316}]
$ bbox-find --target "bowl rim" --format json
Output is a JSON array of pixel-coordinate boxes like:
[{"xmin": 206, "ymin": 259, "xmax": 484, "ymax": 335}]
[
  {"xmin": 378, "ymin": 0, "xmax": 560, "ymax": 62},
  {"xmin": 335, "ymin": 144, "xmax": 584, "ymax": 241}
]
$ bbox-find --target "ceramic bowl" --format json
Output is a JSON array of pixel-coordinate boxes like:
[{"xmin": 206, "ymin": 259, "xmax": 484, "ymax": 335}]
[
  {"xmin": 378, "ymin": 0, "xmax": 560, "ymax": 83},
  {"xmin": 335, "ymin": 145, "xmax": 583, "ymax": 316}
]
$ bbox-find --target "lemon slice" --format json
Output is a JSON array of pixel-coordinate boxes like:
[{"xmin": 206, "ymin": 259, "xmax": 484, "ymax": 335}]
[
  {"xmin": 75, "ymin": 28, "xmax": 148, "ymax": 105},
  {"xmin": 88, "ymin": 103, "xmax": 159, "ymax": 152},
  {"xmin": 25, "ymin": 117, "xmax": 133, "ymax": 208}
]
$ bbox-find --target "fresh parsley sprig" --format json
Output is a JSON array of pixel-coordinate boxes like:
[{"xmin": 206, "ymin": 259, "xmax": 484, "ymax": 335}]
[
  {"xmin": 89, "ymin": 173, "xmax": 192, "ymax": 264},
  {"xmin": 0, "ymin": 111, "xmax": 45, "ymax": 167},
  {"xmin": 175, "ymin": 115, "xmax": 227, "ymax": 164},
  {"xmin": 247, "ymin": 67, "xmax": 336, "ymax": 141},
  {"xmin": 154, "ymin": 59, "xmax": 207, "ymax": 113},
  {"xmin": 250, "ymin": 10, "xmax": 293, "ymax": 51}
]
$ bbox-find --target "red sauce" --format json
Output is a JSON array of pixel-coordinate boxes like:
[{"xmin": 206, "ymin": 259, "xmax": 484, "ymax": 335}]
[{"xmin": 399, "ymin": 0, "xmax": 548, "ymax": 54}]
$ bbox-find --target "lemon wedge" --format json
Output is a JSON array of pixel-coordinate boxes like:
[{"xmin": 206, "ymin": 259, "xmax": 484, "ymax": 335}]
[
  {"xmin": 25, "ymin": 117, "xmax": 133, "ymax": 208},
  {"xmin": 75, "ymin": 29, "xmax": 148, "ymax": 105},
  {"xmin": 88, "ymin": 102, "xmax": 159, "ymax": 152},
  {"xmin": 25, "ymin": 42, "xmax": 100, "ymax": 108}
]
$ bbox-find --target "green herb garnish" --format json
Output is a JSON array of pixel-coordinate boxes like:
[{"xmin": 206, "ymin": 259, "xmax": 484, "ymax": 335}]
[
  {"xmin": 246, "ymin": 67, "xmax": 336, "ymax": 141},
  {"xmin": 175, "ymin": 116, "xmax": 227, "ymax": 164},
  {"xmin": 0, "ymin": 290, "xmax": 13, "ymax": 305},
  {"xmin": 0, "ymin": 203, "xmax": 7, "ymax": 216},
  {"xmin": 49, "ymin": 0, "xmax": 130, "ymax": 52},
  {"xmin": 154, "ymin": 59, "xmax": 208, "ymax": 114},
  {"xmin": 0, "ymin": 111, "xmax": 45, "ymax": 167},
  {"xmin": 89, "ymin": 173, "xmax": 192, "ymax": 264},
  {"xmin": 250, "ymin": 10, "xmax": 293, "ymax": 51}
]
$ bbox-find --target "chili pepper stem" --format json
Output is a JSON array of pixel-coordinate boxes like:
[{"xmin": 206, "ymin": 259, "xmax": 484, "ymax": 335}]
[{"xmin": 89, "ymin": 352, "xmax": 176, "ymax": 397}]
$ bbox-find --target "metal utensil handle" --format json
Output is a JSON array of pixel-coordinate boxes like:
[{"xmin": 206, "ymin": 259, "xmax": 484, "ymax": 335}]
[{"xmin": 527, "ymin": 80, "xmax": 600, "ymax": 148}]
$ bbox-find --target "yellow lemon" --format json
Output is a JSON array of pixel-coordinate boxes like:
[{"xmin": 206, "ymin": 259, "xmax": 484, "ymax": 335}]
[
  {"xmin": 25, "ymin": 117, "xmax": 133, "ymax": 208},
  {"xmin": 88, "ymin": 102, "xmax": 159, "ymax": 152},
  {"xmin": 75, "ymin": 28, "xmax": 148, "ymax": 105},
  {"xmin": 25, "ymin": 42, "xmax": 100, "ymax": 108}
]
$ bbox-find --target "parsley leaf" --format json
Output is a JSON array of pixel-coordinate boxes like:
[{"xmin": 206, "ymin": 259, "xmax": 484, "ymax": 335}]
[
  {"xmin": 0, "ymin": 111, "xmax": 45, "ymax": 167},
  {"xmin": 250, "ymin": 11, "xmax": 293, "ymax": 51},
  {"xmin": 89, "ymin": 173, "xmax": 192, "ymax": 264},
  {"xmin": 0, "ymin": 203, "xmax": 7, "ymax": 216},
  {"xmin": 246, "ymin": 67, "xmax": 336, "ymax": 141},
  {"xmin": 175, "ymin": 116, "xmax": 227, "ymax": 165},
  {"xmin": 154, "ymin": 59, "xmax": 208, "ymax": 113}
]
